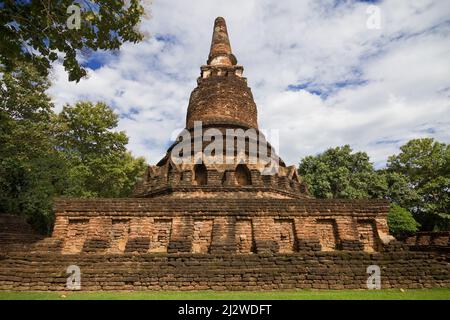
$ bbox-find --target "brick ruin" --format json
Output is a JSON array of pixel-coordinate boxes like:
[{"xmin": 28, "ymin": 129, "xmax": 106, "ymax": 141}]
[{"xmin": 0, "ymin": 17, "xmax": 448, "ymax": 291}]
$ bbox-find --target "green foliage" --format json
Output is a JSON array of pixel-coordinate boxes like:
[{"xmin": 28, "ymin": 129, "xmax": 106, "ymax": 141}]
[
  {"xmin": 380, "ymin": 171, "xmax": 419, "ymax": 208},
  {"xmin": 0, "ymin": 66, "xmax": 146, "ymax": 233},
  {"xmin": 387, "ymin": 204, "xmax": 420, "ymax": 237},
  {"xmin": 55, "ymin": 102, "xmax": 147, "ymax": 197},
  {"xmin": 0, "ymin": 63, "xmax": 61, "ymax": 233},
  {"xmin": 0, "ymin": 0, "xmax": 147, "ymax": 81},
  {"xmin": 298, "ymin": 139, "xmax": 448, "ymax": 232},
  {"xmin": 387, "ymin": 138, "xmax": 450, "ymax": 231},
  {"xmin": 298, "ymin": 145, "xmax": 386, "ymax": 199}
]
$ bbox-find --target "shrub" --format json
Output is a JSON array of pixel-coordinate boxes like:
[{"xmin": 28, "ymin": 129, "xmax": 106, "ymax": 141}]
[{"xmin": 387, "ymin": 204, "xmax": 420, "ymax": 237}]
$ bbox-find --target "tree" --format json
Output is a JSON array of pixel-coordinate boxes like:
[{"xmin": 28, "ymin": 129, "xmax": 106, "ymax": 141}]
[
  {"xmin": 0, "ymin": 63, "xmax": 63, "ymax": 233},
  {"xmin": 298, "ymin": 145, "xmax": 387, "ymax": 199},
  {"xmin": 0, "ymin": 0, "xmax": 147, "ymax": 81},
  {"xmin": 55, "ymin": 101, "xmax": 147, "ymax": 197},
  {"xmin": 387, "ymin": 138, "xmax": 450, "ymax": 231},
  {"xmin": 298, "ymin": 144, "xmax": 422, "ymax": 235},
  {"xmin": 387, "ymin": 204, "xmax": 420, "ymax": 237},
  {"xmin": 378, "ymin": 170, "xmax": 419, "ymax": 210},
  {"xmin": 0, "ymin": 66, "xmax": 147, "ymax": 233}
]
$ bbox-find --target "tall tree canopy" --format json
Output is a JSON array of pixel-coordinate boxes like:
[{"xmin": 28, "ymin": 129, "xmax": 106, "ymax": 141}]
[
  {"xmin": 0, "ymin": 63, "xmax": 64, "ymax": 232},
  {"xmin": 0, "ymin": 0, "xmax": 147, "ymax": 81},
  {"xmin": 298, "ymin": 141, "xmax": 449, "ymax": 234},
  {"xmin": 298, "ymin": 145, "xmax": 386, "ymax": 199},
  {"xmin": 0, "ymin": 64, "xmax": 147, "ymax": 233},
  {"xmin": 55, "ymin": 101, "xmax": 146, "ymax": 197},
  {"xmin": 298, "ymin": 145, "xmax": 419, "ymax": 236},
  {"xmin": 386, "ymin": 138, "xmax": 449, "ymax": 231}
]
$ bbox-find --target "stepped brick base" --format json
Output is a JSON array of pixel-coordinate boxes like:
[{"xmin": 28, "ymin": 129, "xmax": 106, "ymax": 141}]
[
  {"xmin": 0, "ymin": 250, "xmax": 448, "ymax": 291},
  {"xmin": 404, "ymin": 232, "xmax": 450, "ymax": 252},
  {"xmin": 0, "ymin": 203, "xmax": 449, "ymax": 292},
  {"xmin": 50, "ymin": 198, "xmax": 394, "ymax": 256},
  {"xmin": 0, "ymin": 215, "xmax": 44, "ymax": 254}
]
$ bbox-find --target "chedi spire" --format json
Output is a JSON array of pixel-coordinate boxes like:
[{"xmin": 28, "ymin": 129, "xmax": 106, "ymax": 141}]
[
  {"xmin": 207, "ymin": 17, "xmax": 237, "ymax": 66},
  {"xmin": 185, "ymin": 17, "xmax": 257, "ymax": 129}
]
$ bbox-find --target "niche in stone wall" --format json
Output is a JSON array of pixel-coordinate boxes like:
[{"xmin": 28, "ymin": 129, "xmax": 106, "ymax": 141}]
[
  {"xmin": 235, "ymin": 164, "xmax": 252, "ymax": 186},
  {"xmin": 275, "ymin": 219, "xmax": 297, "ymax": 253},
  {"xmin": 235, "ymin": 219, "xmax": 255, "ymax": 254},
  {"xmin": 108, "ymin": 219, "xmax": 130, "ymax": 253},
  {"xmin": 181, "ymin": 170, "xmax": 192, "ymax": 183},
  {"xmin": 194, "ymin": 164, "xmax": 208, "ymax": 185},
  {"xmin": 149, "ymin": 219, "xmax": 173, "ymax": 253},
  {"xmin": 316, "ymin": 219, "xmax": 339, "ymax": 251},
  {"xmin": 62, "ymin": 218, "xmax": 89, "ymax": 254},
  {"xmin": 357, "ymin": 220, "xmax": 380, "ymax": 252},
  {"xmin": 192, "ymin": 219, "xmax": 213, "ymax": 253}
]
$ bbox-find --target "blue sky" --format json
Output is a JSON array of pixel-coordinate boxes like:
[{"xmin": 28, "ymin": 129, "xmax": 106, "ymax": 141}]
[{"xmin": 47, "ymin": 0, "xmax": 450, "ymax": 168}]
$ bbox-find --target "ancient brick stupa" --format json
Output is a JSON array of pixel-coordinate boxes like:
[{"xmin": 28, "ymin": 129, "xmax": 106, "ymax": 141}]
[
  {"xmin": 0, "ymin": 17, "xmax": 448, "ymax": 291},
  {"xmin": 132, "ymin": 16, "xmax": 309, "ymax": 201}
]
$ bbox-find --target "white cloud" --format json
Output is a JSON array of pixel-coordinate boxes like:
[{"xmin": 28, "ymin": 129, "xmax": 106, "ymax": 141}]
[{"xmin": 47, "ymin": 0, "xmax": 450, "ymax": 167}]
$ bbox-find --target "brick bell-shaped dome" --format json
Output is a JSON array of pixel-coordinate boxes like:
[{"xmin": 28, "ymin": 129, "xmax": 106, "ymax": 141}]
[
  {"xmin": 186, "ymin": 17, "xmax": 258, "ymax": 130},
  {"xmin": 133, "ymin": 17, "xmax": 310, "ymax": 199}
]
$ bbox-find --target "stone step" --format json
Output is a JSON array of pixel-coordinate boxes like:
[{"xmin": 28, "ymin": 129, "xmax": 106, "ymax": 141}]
[{"xmin": 0, "ymin": 251, "xmax": 448, "ymax": 291}]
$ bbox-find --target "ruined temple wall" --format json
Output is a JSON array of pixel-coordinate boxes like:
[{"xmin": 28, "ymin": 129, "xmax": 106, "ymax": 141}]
[
  {"xmin": 50, "ymin": 198, "xmax": 391, "ymax": 255},
  {"xmin": 1, "ymin": 200, "xmax": 449, "ymax": 291},
  {"xmin": 0, "ymin": 215, "xmax": 44, "ymax": 253},
  {"xmin": 405, "ymin": 232, "xmax": 449, "ymax": 247},
  {"xmin": 0, "ymin": 251, "xmax": 448, "ymax": 291}
]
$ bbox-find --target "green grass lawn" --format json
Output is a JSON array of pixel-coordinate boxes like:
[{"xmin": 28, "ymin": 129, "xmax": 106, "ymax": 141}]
[{"xmin": 1, "ymin": 288, "xmax": 449, "ymax": 300}]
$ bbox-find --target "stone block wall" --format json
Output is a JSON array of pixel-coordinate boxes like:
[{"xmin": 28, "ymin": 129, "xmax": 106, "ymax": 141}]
[
  {"xmin": 1, "ymin": 199, "xmax": 448, "ymax": 291},
  {"xmin": 0, "ymin": 214, "xmax": 44, "ymax": 253},
  {"xmin": 50, "ymin": 198, "xmax": 392, "ymax": 255},
  {"xmin": 0, "ymin": 250, "xmax": 448, "ymax": 291},
  {"xmin": 403, "ymin": 232, "xmax": 450, "ymax": 252}
]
